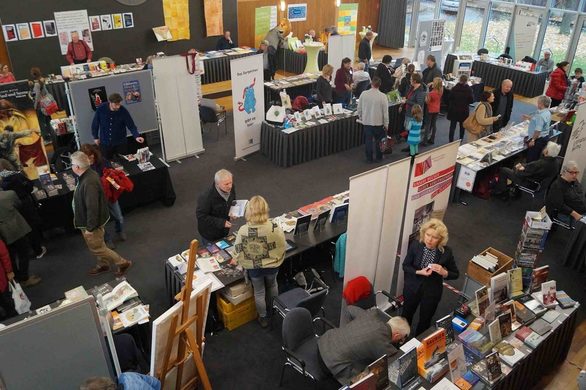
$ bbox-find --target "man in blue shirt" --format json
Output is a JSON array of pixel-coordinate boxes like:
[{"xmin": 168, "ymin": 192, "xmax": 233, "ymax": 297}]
[
  {"xmin": 522, "ymin": 95, "xmax": 552, "ymax": 162},
  {"xmin": 91, "ymin": 93, "xmax": 144, "ymax": 160}
]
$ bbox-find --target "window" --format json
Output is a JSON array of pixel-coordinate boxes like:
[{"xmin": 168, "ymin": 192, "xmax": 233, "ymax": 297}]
[
  {"xmin": 405, "ymin": 0, "xmax": 414, "ymax": 46},
  {"xmin": 571, "ymin": 20, "xmax": 586, "ymax": 71},
  {"xmin": 542, "ymin": 10, "xmax": 576, "ymax": 63},
  {"xmin": 439, "ymin": 0, "xmax": 460, "ymax": 40},
  {"xmin": 485, "ymin": 3, "xmax": 514, "ymax": 55},
  {"xmin": 459, "ymin": 5, "xmax": 485, "ymax": 52}
]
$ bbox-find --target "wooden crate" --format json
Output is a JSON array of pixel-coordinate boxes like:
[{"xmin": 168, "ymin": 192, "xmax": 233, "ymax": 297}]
[{"xmin": 467, "ymin": 247, "xmax": 513, "ymax": 286}]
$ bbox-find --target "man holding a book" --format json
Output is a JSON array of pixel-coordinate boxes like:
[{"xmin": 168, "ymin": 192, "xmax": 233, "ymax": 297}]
[{"xmin": 196, "ymin": 169, "xmax": 236, "ymax": 245}]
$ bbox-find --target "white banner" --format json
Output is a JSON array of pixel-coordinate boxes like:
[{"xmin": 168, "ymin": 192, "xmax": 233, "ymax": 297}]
[
  {"xmin": 328, "ymin": 35, "xmax": 355, "ymax": 74},
  {"xmin": 564, "ymin": 102, "xmax": 586, "ymax": 183},
  {"xmin": 397, "ymin": 141, "xmax": 460, "ymax": 294},
  {"xmin": 513, "ymin": 10, "xmax": 538, "ymax": 62},
  {"xmin": 54, "ymin": 10, "xmax": 93, "ymax": 55},
  {"xmin": 231, "ymin": 55, "xmax": 265, "ymax": 160},
  {"xmin": 345, "ymin": 158, "xmax": 411, "ymax": 306}
]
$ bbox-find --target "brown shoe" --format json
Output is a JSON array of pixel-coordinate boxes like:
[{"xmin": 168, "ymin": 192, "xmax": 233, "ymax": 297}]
[
  {"xmin": 21, "ymin": 275, "xmax": 42, "ymax": 287},
  {"xmin": 115, "ymin": 260, "xmax": 132, "ymax": 276},
  {"xmin": 89, "ymin": 265, "xmax": 110, "ymax": 276}
]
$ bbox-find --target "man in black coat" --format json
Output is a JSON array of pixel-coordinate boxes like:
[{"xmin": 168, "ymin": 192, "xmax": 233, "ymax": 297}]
[
  {"xmin": 216, "ymin": 31, "xmax": 236, "ymax": 50},
  {"xmin": 258, "ymin": 40, "xmax": 277, "ymax": 81},
  {"xmin": 421, "ymin": 55, "xmax": 442, "ymax": 86},
  {"xmin": 196, "ymin": 169, "xmax": 236, "ymax": 244},
  {"xmin": 358, "ymin": 31, "xmax": 374, "ymax": 65},
  {"xmin": 375, "ymin": 55, "xmax": 395, "ymax": 94},
  {"xmin": 491, "ymin": 79, "xmax": 514, "ymax": 132}
]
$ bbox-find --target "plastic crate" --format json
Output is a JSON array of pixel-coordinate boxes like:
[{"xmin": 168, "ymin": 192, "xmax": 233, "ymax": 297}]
[{"xmin": 216, "ymin": 294, "xmax": 257, "ymax": 331}]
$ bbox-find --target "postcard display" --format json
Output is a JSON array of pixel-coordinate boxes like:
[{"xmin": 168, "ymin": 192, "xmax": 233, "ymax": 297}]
[
  {"xmin": 152, "ymin": 55, "xmax": 205, "ymax": 162},
  {"xmin": 68, "ymin": 70, "xmax": 159, "ymax": 146},
  {"xmin": 344, "ymin": 157, "xmax": 411, "ymax": 308}
]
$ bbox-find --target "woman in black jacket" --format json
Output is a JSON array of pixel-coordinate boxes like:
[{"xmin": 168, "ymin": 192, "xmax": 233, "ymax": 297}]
[
  {"xmin": 398, "ymin": 64, "xmax": 415, "ymax": 97},
  {"xmin": 375, "ymin": 55, "xmax": 395, "ymax": 94},
  {"xmin": 402, "ymin": 218, "xmax": 459, "ymax": 336},
  {"xmin": 446, "ymin": 74, "xmax": 474, "ymax": 142},
  {"xmin": 316, "ymin": 64, "xmax": 334, "ymax": 107}
]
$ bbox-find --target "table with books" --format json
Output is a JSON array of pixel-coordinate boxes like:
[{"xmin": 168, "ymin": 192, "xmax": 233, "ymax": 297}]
[
  {"xmin": 199, "ymin": 47, "xmax": 257, "ymax": 84},
  {"xmin": 34, "ymin": 152, "xmax": 176, "ymax": 232},
  {"xmin": 264, "ymin": 73, "xmax": 319, "ymax": 109},
  {"xmin": 164, "ymin": 192, "xmax": 350, "ymax": 307}
]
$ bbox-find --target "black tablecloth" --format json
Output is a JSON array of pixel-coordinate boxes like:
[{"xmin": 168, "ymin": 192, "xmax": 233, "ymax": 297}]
[
  {"xmin": 264, "ymin": 81, "xmax": 316, "ymax": 109},
  {"xmin": 563, "ymin": 221, "xmax": 586, "ymax": 272},
  {"xmin": 260, "ymin": 115, "xmax": 362, "ymax": 167},
  {"xmin": 388, "ymin": 103, "xmax": 403, "ymax": 139},
  {"xmin": 472, "ymin": 61, "xmax": 547, "ymax": 98},
  {"xmin": 201, "ymin": 52, "xmax": 256, "ymax": 84},
  {"xmin": 46, "ymin": 82, "xmax": 71, "ymax": 116},
  {"xmin": 37, "ymin": 155, "xmax": 176, "ymax": 231},
  {"xmin": 443, "ymin": 53, "xmax": 458, "ymax": 76},
  {"xmin": 276, "ymin": 48, "xmax": 328, "ymax": 75}
]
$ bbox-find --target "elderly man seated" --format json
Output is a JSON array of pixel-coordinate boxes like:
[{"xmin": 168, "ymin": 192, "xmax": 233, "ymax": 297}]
[
  {"xmin": 317, "ymin": 305, "xmax": 410, "ymax": 385},
  {"xmin": 492, "ymin": 141, "xmax": 561, "ymax": 199},
  {"xmin": 546, "ymin": 160, "xmax": 586, "ymax": 223}
]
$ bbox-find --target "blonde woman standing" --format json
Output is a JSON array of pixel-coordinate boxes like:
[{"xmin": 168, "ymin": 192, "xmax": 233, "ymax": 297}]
[
  {"xmin": 234, "ymin": 196, "xmax": 286, "ymax": 328},
  {"xmin": 316, "ymin": 64, "xmax": 334, "ymax": 106}
]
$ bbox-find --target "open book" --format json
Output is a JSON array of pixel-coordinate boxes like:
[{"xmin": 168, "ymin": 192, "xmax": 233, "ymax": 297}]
[{"xmin": 101, "ymin": 281, "xmax": 138, "ymax": 311}]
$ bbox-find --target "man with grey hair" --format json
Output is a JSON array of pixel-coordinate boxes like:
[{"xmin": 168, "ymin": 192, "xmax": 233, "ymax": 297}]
[
  {"xmin": 537, "ymin": 51, "xmax": 554, "ymax": 73},
  {"xmin": 352, "ymin": 62, "xmax": 371, "ymax": 85},
  {"xmin": 71, "ymin": 151, "xmax": 132, "ymax": 276},
  {"xmin": 196, "ymin": 169, "xmax": 236, "ymax": 244},
  {"xmin": 493, "ymin": 141, "xmax": 561, "ymax": 199},
  {"xmin": 546, "ymin": 160, "xmax": 586, "ymax": 221},
  {"xmin": 317, "ymin": 305, "xmax": 409, "ymax": 384},
  {"xmin": 258, "ymin": 40, "xmax": 276, "ymax": 81},
  {"xmin": 491, "ymin": 79, "xmax": 514, "ymax": 132},
  {"xmin": 522, "ymin": 95, "xmax": 552, "ymax": 162}
]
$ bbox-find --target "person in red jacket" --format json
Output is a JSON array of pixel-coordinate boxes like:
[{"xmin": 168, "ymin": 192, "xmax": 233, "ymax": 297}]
[
  {"xmin": 546, "ymin": 61, "xmax": 569, "ymax": 107},
  {"xmin": 423, "ymin": 77, "xmax": 443, "ymax": 145},
  {"xmin": 0, "ymin": 240, "xmax": 17, "ymax": 320}
]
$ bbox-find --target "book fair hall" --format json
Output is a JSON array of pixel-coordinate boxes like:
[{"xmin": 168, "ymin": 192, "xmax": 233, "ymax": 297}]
[{"xmin": 3, "ymin": 0, "xmax": 586, "ymax": 389}]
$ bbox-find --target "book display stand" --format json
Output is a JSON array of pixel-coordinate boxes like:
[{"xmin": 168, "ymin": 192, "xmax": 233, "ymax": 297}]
[{"xmin": 158, "ymin": 240, "xmax": 212, "ymax": 390}]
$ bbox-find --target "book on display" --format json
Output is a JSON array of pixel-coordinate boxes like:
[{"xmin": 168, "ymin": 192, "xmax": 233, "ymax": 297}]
[
  {"xmin": 101, "ymin": 281, "xmax": 138, "ymax": 311},
  {"xmin": 520, "ymin": 296, "xmax": 547, "ymax": 317},
  {"xmin": 488, "ymin": 319, "xmax": 502, "ymax": 344},
  {"xmin": 501, "ymin": 300, "xmax": 521, "ymax": 330},
  {"xmin": 485, "ymin": 352, "xmax": 502, "ymax": 383},
  {"xmin": 349, "ymin": 372, "xmax": 376, "ymax": 389},
  {"xmin": 397, "ymin": 346, "xmax": 419, "ymax": 389},
  {"xmin": 529, "ymin": 318, "xmax": 552, "ymax": 336},
  {"xmin": 367, "ymin": 354, "xmax": 389, "ymax": 390},
  {"xmin": 513, "ymin": 300, "xmax": 536, "ymax": 324},
  {"xmin": 540, "ymin": 280, "xmax": 557, "ymax": 308},
  {"xmin": 556, "ymin": 290, "xmax": 577, "ymax": 309},
  {"xmin": 498, "ymin": 311, "xmax": 513, "ymax": 338},
  {"xmin": 493, "ymin": 340, "xmax": 525, "ymax": 367},
  {"xmin": 530, "ymin": 265, "xmax": 549, "ymax": 292},
  {"xmin": 435, "ymin": 314, "xmax": 455, "ymax": 345},
  {"xmin": 475, "ymin": 286, "xmax": 489, "ymax": 318},
  {"xmin": 507, "ymin": 268, "xmax": 524, "ymax": 298},
  {"xmin": 417, "ymin": 329, "xmax": 449, "ymax": 383},
  {"xmin": 447, "ymin": 343, "xmax": 466, "ymax": 383}
]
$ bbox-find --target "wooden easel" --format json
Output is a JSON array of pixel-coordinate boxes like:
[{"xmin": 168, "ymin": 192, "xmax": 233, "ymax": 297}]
[{"xmin": 158, "ymin": 239, "xmax": 212, "ymax": 390}]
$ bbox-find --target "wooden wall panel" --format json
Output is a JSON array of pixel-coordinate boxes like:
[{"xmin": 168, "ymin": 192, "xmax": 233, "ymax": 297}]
[{"xmin": 237, "ymin": 0, "xmax": 380, "ymax": 49}]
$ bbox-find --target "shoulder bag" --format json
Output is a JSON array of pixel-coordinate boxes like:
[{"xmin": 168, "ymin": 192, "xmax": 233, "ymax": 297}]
[{"xmin": 463, "ymin": 104, "xmax": 484, "ymax": 135}]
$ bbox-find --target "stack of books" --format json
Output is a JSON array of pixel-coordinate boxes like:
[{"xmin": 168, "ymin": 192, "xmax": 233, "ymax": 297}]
[
  {"xmin": 471, "ymin": 252, "xmax": 499, "ymax": 272},
  {"xmin": 514, "ymin": 210, "xmax": 552, "ymax": 290}
]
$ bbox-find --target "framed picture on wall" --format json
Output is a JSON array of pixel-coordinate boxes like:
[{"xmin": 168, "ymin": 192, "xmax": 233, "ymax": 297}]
[
  {"xmin": 123, "ymin": 13, "xmax": 134, "ymax": 28},
  {"xmin": 112, "ymin": 14, "xmax": 124, "ymax": 29},
  {"xmin": 287, "ymin": 3, "xmax": 307, "ymax": 22},
  {"xmin": 89, "ymin": 16, "xmax": 101, "ymax": 32},
  {"xmin": 100, "ymin": 15, "xmax": 113, "ymax": 30},
  {"xmin": 30, "ymin": 22, "xmax": 44, "ymax": 39},
  {"xmin": 16, "ymin": 23, "xmax": 31, "ymax": 40},
  {"xmin": 2, "ymin": 25, "xmax": 18, "ymax": 42},
  {"xmin": 43, "ymin": 20, "xmax": 57, "ymax": 37}
]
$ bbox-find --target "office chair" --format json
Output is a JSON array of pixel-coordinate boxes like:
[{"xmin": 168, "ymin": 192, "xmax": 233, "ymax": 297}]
[
  {"xmin": 199, "ymin": 103, "xmax": 227, "ymax": 141},
  {"xmin": 273, "ymin": 268, "xmax": 329, "ymax": 324},
  {"xmin": 353, "ymin": 79, "xmax": 371, "ymax": 99},
  {"xmin": 279, "ymin": 308, "xmax": 334, "ymax": 387}
]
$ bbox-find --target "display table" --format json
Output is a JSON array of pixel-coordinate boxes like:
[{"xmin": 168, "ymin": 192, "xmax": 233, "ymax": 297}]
[
  {"xmin": 200, "ymin": 48, "xmax": 257, "ymax": 84},
  {"xmin": 303, "ymin": 42, "xmax": 325, "ymax": 74},
  {"xmin": 277, "ymin": 48, "xmax": 327, "ymax": 75},
  {"xmin": 37, "ymin": 154, "xmax": 176, "ymax": 231},
  {"xmin": 263, "ymin": 74, "xmax": 318, "ymax": 109},
  {"xmin": 473, "ymin": 60, "xmax": 547, "ymax": 98},
  {"xmin": 260, "ymin": 114, "xmax": 362, "ymax": 167},
  {"xmin": 563, "ymin": 220, "xmax": 586, "ymax": 272}
]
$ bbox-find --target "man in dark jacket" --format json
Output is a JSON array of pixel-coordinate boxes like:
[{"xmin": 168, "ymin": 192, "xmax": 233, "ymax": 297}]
[
  {"xmin": 546, "ymin": 160, "xmax": 586, "ymax": 221},
  {"xmin": 216, "ymin": 31, "xmax": 236, "ymax": 50},
  {"xmin": 493, "ymin": 141, "xmax": 561, "ymax": 197},
  {"xmin": 257, "ymin": 41, "xmax": 277, "ymax": 82},
  {"xmin": 317, "ymin": 306, "xmax": 410, "ymax": 384},
  {"xmin": 71, "ymin": 151, "xmax": 132, "ymax": 276},
  {"xmin": 358, "ymin": 31, "xmax": 374, "ymax": 65},
  {"xmin": 375, "ymin": 55, "xmax": 395, "ymax": 94},
  {"xmin": 491, "ymin": 79, "xmax": 514, "ymax": 132},
  {"xmin": 422, "ymin": 55, "xmax": 442, "ymax": 86},
  {"xmin": 196, "ymin": 169, "xmax": 236, "ymax": 244}
]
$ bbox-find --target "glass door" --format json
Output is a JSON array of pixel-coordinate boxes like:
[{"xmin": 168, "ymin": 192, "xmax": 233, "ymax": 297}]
[
  {"xmin": 458, "ymin": 3, "xmax": 488, "ymax": 52},
  {"xmin": 484, "ymin": 2, "xmax": 515, "ymax": 56},
  {"xmin": 568, "ymin": 15, "xmax": 586, "ymax": 72}
]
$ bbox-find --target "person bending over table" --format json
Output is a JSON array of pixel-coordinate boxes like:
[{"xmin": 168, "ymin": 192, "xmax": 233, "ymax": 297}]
[
  {"xmin": 546, "ymin": 160, "xmax": 586, "ymax": 223},
  {"xmin": 491, "ymin": 79, "xmax": 514, "ymax": 133},
  {"xmin": 65, "ymin": 31, "xmax": 93, "ymax": 65},
  {"xmin": 492, "ymin": 141, "xmax": 561, "ymax": 200},
  {"xmin": 234, "ymin": 195, "xmax": 285, "ymax": 328},
  {"xmin": 92, "ymin": 93, "xmax": 144, "ymax": 160},
  {"xmin": 334, "ymin": 57, "xmax": 353, "ymax": 105},
  {"xmin": 216, "ymin": 30, "xmax": 236, "ymax": 50},
  {"xmin": 196, "ymin": 169, "xmax": 236, "ymax": 245},
  {"xmin": 317, "ymin": 305, "xmax": 410, "ymax": 385},
  {"xmin": 402, "ymin": 218, "xmax": 459, "ymax": 336},
  {"xmin": 316, "ymin": 64, "xmax": 334, "ymax": 107},
  {"xmin": 522, "ymin": 95, "xmax": 552, "ymax": 163},
  {"xmin": 546, "ymin": 61, "xmax": 570, "ymax": 108}
]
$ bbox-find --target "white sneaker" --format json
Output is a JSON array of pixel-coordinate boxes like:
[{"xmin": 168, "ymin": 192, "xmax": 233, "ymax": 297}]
[{"xmin": 36, "ymin": 246, "xmax": 47, "ymax": 259}]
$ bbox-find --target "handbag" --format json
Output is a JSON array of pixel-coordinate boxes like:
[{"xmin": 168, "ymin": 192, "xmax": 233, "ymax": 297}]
[
  {"xmin": 39, "ymin": 85, "xmax": 59, "ymax": 116},
  {"xmin": 380, "ymin": 135, "xmax": 395, "ymax": 154},
  {"xmin": 463, "ymin": 104, "xmax": 484, "ymax": 135},
  {"xmin": 9, "ymin": 280, "xmax": 31, "ymax": 314}
]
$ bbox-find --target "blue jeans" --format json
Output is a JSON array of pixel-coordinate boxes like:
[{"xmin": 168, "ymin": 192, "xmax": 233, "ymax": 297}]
[
  {"xmin": 108, "ymin": 201, "xmax": 124, "ymax": 233},
  {"xmin": 363, "ymin": 125, "xmax": 385, "ymax": 162},
  {"xmin": 248, "ymin": 268, "xmax": 279, "ymax": 318}
]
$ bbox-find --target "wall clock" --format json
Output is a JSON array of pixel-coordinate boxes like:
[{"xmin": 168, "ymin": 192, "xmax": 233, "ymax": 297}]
[{"xmin": 115, "ymin": 0, "xmax": 148, "ymax": 6}]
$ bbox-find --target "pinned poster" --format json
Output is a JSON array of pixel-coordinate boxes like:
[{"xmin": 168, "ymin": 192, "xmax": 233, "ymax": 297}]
[
  {"xmin": 337, "ymin": 3, "xmax": 358, "ymax": 35},
  {"xmin": 16, "ymin": 23, "xmax": 31, "ymax": 40},
  {"xmin": 162, "ymin": 0, "xmax": 190, "ymax": 41},
  {"xmin": 88, "ymin": 86, "xmax": 107, "ymax": 111},
  {"xmin": 230, "ymin": 54, "xmax": 265, "ymax": 160},
  {"xmin": 3, "ymin": 25, "xmax": 18, "ymax": 42},
  {"xmin": 123, "ymin": 80, "xmax": 141, "ymax": 104},
  {"xmin": 54, "ymin": 10, "xmax": 93, "ymax": 55},
  {"xmin": 564, "ymin": 102, "xmax": 586, "ymax": 183},
  {"xmin": 43, "ymin": 20, "xmax": 57, "ymax": 37},
  {"xmin": 30, "ymin": 22, "xmax": 44, "ymax": 39}
]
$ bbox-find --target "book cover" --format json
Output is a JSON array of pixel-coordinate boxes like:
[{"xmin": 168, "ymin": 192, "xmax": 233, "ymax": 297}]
[
  {"xmin": 522, "ymin": 297, "xmax": 547, "ymax": 317},
  {"xmin": 530, "ymin": 265, "xmax": 549, "ymax": 292},
  {"xmin": 447, "ymin": 343, "xmax": 466, "ymax": 383},
  {"xmin": 556, "ymin": 290, "xmax": 577, "ymax": 309},
  {"xmin": 493, "ymin": 340, "xmax": 525, "ymax": 367},
  {"xmin": 398, "ymin": 346, "xmax": 418, "ymax": 388},
  {"xmin": 101, "ymin": 281, "xmax": 138, "ymax": 311},
  {"xmin": 488, "ymin": 319, "xmax": 502, "ymax": 344},
  {"xmin": 513, "ymin": 300, "xmax": 536, "ymax": 324},
  {"xmin": 501, "ymin": 301, "xmax": 521, "ymax": 330},
  {"xmin": 213, "ymin": 264, "xmax": 244, "ymax": 286},
  {"xmin": 349, "ymin": 372, "xmax": 376, "ymax": 389},
  {"xmin": 436, "ymin": 314, "xmax": 455, "ymax": 345},
  {"xmin": 367, "ymin": 354, "xmax": 389, "ymax": 390},
  {"xmin": 524, "ymin": 332, "xmax": 545, "ymax": 349},
  {"xmin": 475, "ymin": 286, "xmax": 489, "ymax": 318},
  {"xmin": 498, "ymin": 311, "xmax": 513, "ymax": 338},
  {"xmin": 541, "ymin": 280, "xmax": 557, "ymax": 308},
  {"xmin": 454, "ymin": 377, "xmax": 472, "ymax": 390},
  {"xmin": 215, "ymin": 240, "xmax": 231, "ymax": 250},
  {"xmin": 485, "ymin": 352, "xmax": 502, "ymax": 382},
  {"xmin": 529, "ymin": 318, "xmax": 552, "ymax": 336},
  {"xmin": 515, "ymin": 325, "xmax": 534, "ymax": 341},
  {"xmin": 541, "ymin": 310, "xmax": 561, "ymax": 323},
  {"xmin": 196, "ymin": 255, "xmax": 221, "ymax": 273},
  {"xmin": 417, "ymin": 328, "xmax": 449, "ymax": 383},
  {"xmin": 490, "ymin": 273, "xmax": 509, "ymax": 304},
  {"xmin": 507, "ymin": 268, "xmax": 524, "ymax": 298}
]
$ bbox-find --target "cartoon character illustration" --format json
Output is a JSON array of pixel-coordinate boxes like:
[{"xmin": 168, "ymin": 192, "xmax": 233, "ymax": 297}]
[{"xmin": 237, "ymin": 78, "xmax": 256, "ymax": 114}]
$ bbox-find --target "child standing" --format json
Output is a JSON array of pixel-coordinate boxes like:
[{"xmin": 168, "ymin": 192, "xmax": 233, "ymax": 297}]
[
  {"xmin": 424, "ymin": 77, "xmax": 443, "ymax": 145},
  {"xmin": 407, "ymin": 104, "xmax": 423, "ymax": 156}
]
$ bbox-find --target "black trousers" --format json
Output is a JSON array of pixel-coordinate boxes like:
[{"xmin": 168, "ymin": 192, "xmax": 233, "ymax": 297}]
[
  {"xmin": 8, "ymin": 237, "xmax": 31, "ymax": 281},
  {"xmin": 100, "ymin": 143, "xmax": 128, "ymax": 161},
  {"xmin": 494, "ymin": 167, "xmax": 530, "ymax": 194},
  {"xmin": 0, "ymin": 290, "xmax": 17, "ymax": 320},
  {"xmin": 526, "ymin": 137, "xmax": 548, "ymax": 163},
  {"xmin": 402, "ymin": 284, "xmax": 442, "ymax": 336},
  {"xmin": 449, "ymin": 120, "xmax": 465, "ymax": 142}
]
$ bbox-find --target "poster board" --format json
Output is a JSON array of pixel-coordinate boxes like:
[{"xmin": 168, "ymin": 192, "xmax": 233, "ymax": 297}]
[
  {"xmin": 204, "ymin": 0, "xmax": 224, "ymax": 37},
  {"xmin": 456, "ymin": 165, "xmax": 477, "ymax": 192},
  {"xmin": 396, "ymin": 141, "xmax": 460, "ymax": 294},
  {"xmin": 288, "ymin": 4, "xmax": 308, "ymax": 22},
  {"xmin": 563, "ymin": 102, "xmax": 586, "ymax": 184},
  {"xmin": 54, "ymin": 10, "xmax": 93, "ymax": 55},
  {"xmin": 152, "ymin": 56, "xmax": 205, "ymax": 162},
  {"xmin": 513, "ymin": 9, "xmax": 538, "ymax": 62},
  {"xmin": 328, "ymin": 34, "xmax": 356, "ymax": 74},
  {"xmin": 344, "ymin": 157, "xmax": 411, "ymax": 307},
  {"xmin": 150, "ymin": 281, "xmax": 212, "ymax": 387},
  {"xmin": 413, "ymin": 19, "xmax": 444, "ymax": 68},
  {"xmin": 337, "ymin": 3, "xmax": 359, "ymax": 35},
  {"xmin": 68, "ymin": 70, "xmax": 158, "ymax": 146},
  {"xmin": 231, "ymin": 54, "xmax": 264, "ymax": 160},
  {"xmin": 162, "ymin": 0, "xmax": 190, "ymax": 41},
  {"xmin": 0, "ymin": 297, "xmax": 114, "ymax": 389},
  {"xmin": 255, "ymin": 6, "xmax": 278, "ymax": 48}
]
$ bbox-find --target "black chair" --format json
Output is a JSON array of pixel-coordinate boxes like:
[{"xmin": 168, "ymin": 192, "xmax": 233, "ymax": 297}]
[
  {"xmin": 353, "ymin": 79, "xmax": 371, "ymax": 99},
  {"xmin": 522, "ymin": 56, "xmax": 537, "ymax": 64},
  {"xmin": 199, "ymin": 104, "xmax": 227, "ymax": 141},
  {"xmin": 279, "ymin": 308, "xmax": 334, "ymax": 387},
  {"xmin": 273, "ymin": 269, "xmax": 329, "ymax": 323}
]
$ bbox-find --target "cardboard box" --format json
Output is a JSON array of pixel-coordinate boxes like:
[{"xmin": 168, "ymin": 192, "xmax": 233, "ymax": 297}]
[
  {"xmin": 221, "ymin": 285, "xmax": 253, "ymax": 306},
  {"xmin": 524, "ymin": 211, "xmax": 552, "ymax": 231},
  {"xmin": 467, "ymin": 247, "xmax": 513, "ymax": 286}
]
